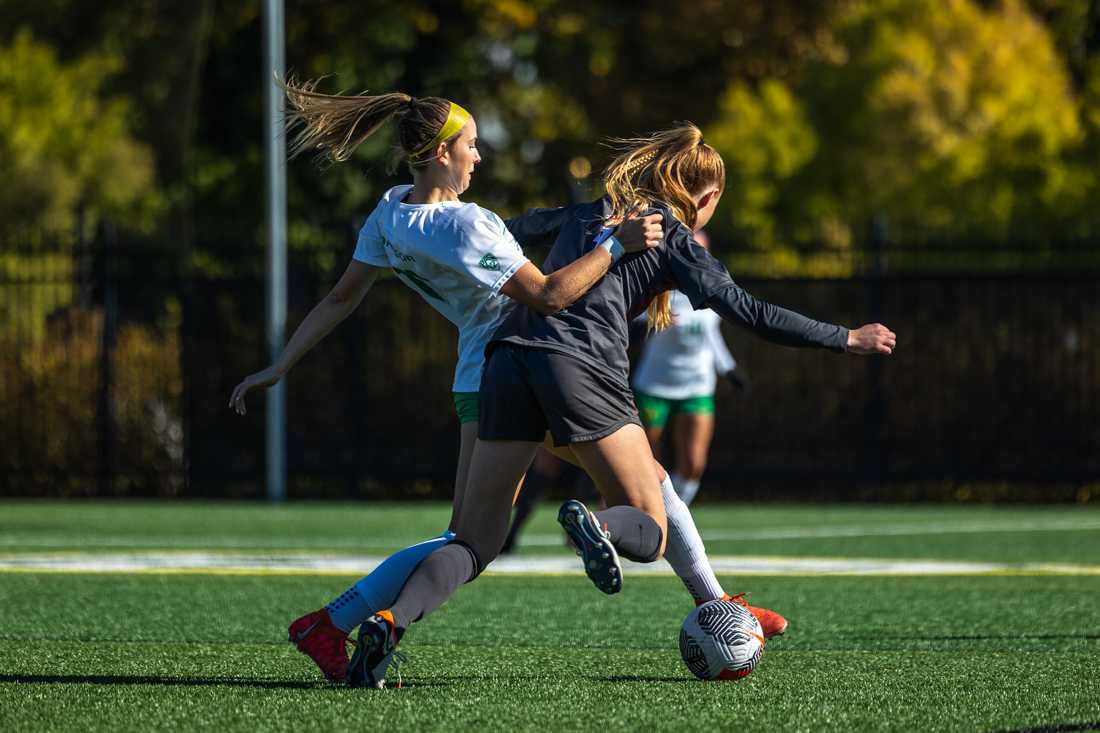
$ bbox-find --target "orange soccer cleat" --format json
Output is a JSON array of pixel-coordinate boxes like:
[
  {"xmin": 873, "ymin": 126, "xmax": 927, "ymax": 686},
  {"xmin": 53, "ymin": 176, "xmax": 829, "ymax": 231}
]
[
  {"xmin": 697, "ymin": 592, "xmax": 789, "ymax": 638},
  {"xmin": 288, "ymin": 608, "xmax": 353, "ymax": 682}
]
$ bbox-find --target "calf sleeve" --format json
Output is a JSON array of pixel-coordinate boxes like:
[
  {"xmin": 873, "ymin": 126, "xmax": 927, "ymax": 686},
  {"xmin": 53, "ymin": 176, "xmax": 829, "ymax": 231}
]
[
  {"xmin": 593, "ymin": 506, "xmax": 663, "ymax": 563},
  {"xmin": 388, "ymin": 541, "xmax": 480, "ymax": 630},
  {"xmin": 325, "ymin": 531, "xmax": 454, "ymax": 632}
]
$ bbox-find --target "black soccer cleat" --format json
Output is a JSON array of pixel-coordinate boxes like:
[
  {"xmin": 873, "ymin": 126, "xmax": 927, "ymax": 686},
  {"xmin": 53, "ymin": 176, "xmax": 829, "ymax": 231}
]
[
  {"xmin": 347, "ymin": 611, "xmax": 403, "ymax": 689},
  {"xmin": 557, "ymin": 499, "xmax": 623, "ymax": 595}
]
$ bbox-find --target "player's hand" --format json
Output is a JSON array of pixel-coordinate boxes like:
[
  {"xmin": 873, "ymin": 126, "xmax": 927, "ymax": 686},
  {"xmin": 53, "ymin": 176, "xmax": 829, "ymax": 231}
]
[
  {"xmin": 229, "ymin": 366, "xmax": 282, "ymax": 415},
  {"xmin": 614, "ymin": 212, "xmax": 663, "ymax": 253},
  {"xmin": 847, "ymin": 323, "xmax": 896, "ymax": 355}
]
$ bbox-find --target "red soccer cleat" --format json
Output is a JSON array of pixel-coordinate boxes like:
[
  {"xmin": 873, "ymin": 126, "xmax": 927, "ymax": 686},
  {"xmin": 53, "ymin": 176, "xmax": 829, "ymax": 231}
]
[
  {"xmin": 288, "ymin": 608, "xmax": 352, "ymax": 682},
  {"xmin": 696, "ymin": 592, "xmax": 789, "ymax": 638}
]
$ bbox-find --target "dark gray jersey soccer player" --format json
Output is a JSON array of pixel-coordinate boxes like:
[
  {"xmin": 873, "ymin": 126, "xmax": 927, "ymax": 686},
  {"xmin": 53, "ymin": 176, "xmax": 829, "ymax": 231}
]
[
  {"xmin": 347, "ymin": 126, "xmax": 895, "ymax": 687},
  {"xmin": 498, "ymin": 199, "xmax": 847, "ymax": 414}
]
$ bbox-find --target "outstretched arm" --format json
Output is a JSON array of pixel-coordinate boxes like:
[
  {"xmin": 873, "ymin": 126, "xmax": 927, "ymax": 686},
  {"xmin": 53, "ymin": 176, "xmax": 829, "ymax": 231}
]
[
  {"xmin": 669, "ymin": 230, "xmax": 895, "ymax": 354},
  {"xmin": 703, "ymin": 281, "xmax": 850, "ymax": 351},
  {"xmin": 501, "ymin": 213, "xmax": 664, "ymax": 315},
  {"xmin": 706, "ymin": 281, "xmax": 896, "ymax": 354},
  {"xmin": 229, "ymin": 260, "xmax": 381, "ymax": 415},
  {"xmin": 705, "ymin": 284, "xmax": 895, "ymax": 354}
]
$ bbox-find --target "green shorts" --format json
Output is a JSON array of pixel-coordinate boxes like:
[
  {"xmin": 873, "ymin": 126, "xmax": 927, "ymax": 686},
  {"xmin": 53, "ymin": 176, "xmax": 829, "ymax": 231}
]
[
  {"xmin": 633, "ymin": 390, "xmax": 714, "ymax": 429},
  {"xmin": 453, "ymin": 391, "xmax": 479, "ymax": 424}
]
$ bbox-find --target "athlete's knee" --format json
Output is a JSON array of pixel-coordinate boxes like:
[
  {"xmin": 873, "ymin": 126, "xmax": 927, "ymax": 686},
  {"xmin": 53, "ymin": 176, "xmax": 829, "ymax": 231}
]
[
  {"xmin": 447, "ymin": 538, "xmax": 489, "ymax": 581},
  {"xmin": 621, "ymin": 511, "xmax": 665, "ymax": 564},
  {"xmin": 636, "ymin": 522, "xmax": 664, "ymax": 563}
]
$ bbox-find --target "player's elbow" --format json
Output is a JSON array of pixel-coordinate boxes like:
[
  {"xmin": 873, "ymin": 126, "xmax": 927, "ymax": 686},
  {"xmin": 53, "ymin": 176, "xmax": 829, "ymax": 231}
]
[
  {"xmin": 538, "ymin": 294, "xmax": 569, "ymax": 314},
  {"xmin": 324, "ymin": 289, "xmax": 352, "ymax": 310},
  {"xmin": 530, "ymin": 285, "xmax": 568, "ymax": 315},
  {"xmin": 323, "ymin": 287, "xmax": 362, "ymax": 319},
  {"xmin": 503, "ymin": 268, "xmax": 570, "ymax": 314}
]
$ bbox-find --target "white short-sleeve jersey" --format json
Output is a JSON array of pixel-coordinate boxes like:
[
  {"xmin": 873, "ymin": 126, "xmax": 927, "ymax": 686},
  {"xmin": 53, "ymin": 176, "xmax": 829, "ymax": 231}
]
[
  {"xmin": 631, "ymin": 291, "xmax": 737, "ymax": 400},
  {"xmin": 354, "ymin": 185, "xmax": 530, "ymax": 392}
]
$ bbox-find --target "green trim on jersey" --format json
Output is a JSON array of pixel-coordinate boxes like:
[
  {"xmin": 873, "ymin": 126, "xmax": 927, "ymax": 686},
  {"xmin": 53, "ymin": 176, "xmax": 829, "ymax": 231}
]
[
  {"xmin": 634, "ymin": 390, "xmax": 715, "ymax": 429},
  {"xmin": 453, "ymin": 391, "xmax": 480, "ymax": 424}
]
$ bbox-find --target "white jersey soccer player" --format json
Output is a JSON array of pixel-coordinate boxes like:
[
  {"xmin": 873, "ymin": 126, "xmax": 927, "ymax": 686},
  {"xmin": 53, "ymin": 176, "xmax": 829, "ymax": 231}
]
[
  {"xmin": 633, "ymin": 290, "xmax": 737, "ymax": 401},
  {"xmin": 631, "ymin": 244, "xmax": 749, "ymax": 506},
  {"xmin": 229, "ymin": 90, "xmax": 664, "ymax": 681}
]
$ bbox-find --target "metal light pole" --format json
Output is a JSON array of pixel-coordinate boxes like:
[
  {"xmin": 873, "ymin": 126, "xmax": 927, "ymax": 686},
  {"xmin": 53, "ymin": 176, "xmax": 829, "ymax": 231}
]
[{"xmin": 263, "ymin": 0, "xmax": 287, "ymax": 502}]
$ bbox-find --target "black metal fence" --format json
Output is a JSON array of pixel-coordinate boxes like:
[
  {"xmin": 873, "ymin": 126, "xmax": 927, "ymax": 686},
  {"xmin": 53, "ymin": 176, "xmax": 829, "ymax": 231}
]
[{"xmin": 2, "ymin": 234, "xmax": 1098, "ymax": 501}]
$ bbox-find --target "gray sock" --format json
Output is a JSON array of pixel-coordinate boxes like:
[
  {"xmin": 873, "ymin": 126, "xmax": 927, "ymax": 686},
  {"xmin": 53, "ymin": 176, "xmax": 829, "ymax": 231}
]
[
  {"xmin": 389, "ymin": 542, "xmax": 478, "ymax": 629},
  {"xmin": 593, "ymin": 506, "xmax": 663, "ymax": 563}
]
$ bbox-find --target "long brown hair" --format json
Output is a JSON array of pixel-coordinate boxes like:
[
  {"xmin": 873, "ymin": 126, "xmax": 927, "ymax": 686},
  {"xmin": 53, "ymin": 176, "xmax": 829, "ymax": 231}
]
[
  {"xmin": 281, "ymin": 77, "xmax": 455, "ymax": 170},
  {"xmin": 603, "ymin": 123, "xmax": 725, "ymax": 330}
]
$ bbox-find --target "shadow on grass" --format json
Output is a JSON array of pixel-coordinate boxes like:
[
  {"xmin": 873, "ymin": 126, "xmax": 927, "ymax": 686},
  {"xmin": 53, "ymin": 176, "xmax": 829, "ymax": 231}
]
[
  {"xmin": 990, "ymin": 723, "xmax": 1100, "ymax": 733},
  {"xmin": 852, "ymin": 633, "xmax": 1100, "ymax": 642},
  {"xmin": 0, "ymin": 674, "xmax": 445, "ymax": 690}
]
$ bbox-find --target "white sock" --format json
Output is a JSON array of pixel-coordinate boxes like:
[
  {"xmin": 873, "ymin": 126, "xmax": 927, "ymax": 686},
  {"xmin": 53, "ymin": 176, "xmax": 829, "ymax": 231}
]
[
  {"xmin": 671, "ymin": 472, "xmax": 702, "ymax": 505},
  {"xmin": 661, "ymin": 474, "xmax": 725, "ymax": 603}
]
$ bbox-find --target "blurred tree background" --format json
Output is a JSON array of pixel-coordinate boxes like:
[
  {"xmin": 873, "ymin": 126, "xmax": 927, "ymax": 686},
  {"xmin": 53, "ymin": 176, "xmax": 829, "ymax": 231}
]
[
  {"xmin": 1, "ymin": 0, "xmax": 1099, "ymax": 498},
  {"xmin": 3, "ymin": 0, "xmax": 1097, "ymax": 260}
]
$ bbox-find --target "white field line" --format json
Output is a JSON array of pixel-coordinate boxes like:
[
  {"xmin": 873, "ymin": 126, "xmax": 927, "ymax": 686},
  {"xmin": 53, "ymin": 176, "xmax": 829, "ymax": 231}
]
[
  {"xmin": 0, "ymin": 517, "xmax": 1098, "ymax": 550},
  {"xmin": 0, "ymin": 552, "xmax": 1098, "ymax": 576},
  {"xmin": 518, "ymin": 518, "xmax": 1100, "ymax": 546}
]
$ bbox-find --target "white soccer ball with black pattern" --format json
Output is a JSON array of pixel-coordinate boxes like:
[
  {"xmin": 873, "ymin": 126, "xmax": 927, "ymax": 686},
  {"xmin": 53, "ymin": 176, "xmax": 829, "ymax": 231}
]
[{"xmin": 679, "ymin": 599, "xmax": 765, "ymax": 680}]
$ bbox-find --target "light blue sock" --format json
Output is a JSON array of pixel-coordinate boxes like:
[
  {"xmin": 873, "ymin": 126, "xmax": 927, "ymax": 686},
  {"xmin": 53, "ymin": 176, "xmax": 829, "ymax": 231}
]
[{"xmin": 326, "ymin": 530, "xmax": 455, "ymax": 632}]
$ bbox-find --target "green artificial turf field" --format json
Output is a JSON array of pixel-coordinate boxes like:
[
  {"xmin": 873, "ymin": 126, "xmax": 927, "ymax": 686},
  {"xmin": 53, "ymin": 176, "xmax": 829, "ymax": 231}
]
[{"xmin": 1, "ymin": 502, "xmax": 1098, "ymax": 731}]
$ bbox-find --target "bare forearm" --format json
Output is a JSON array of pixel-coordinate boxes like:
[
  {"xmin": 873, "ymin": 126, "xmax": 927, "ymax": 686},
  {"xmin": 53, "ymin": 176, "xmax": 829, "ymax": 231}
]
[
  {"xmin": 540, "ymin": 248, "xmax": 612, "ymax": 312},
  {"xmin": 273, "ymin": 297, "xmax": 356, "ymax": 375},
  {"xmin": 228, "ymin": 261, "xmax": 377, "ymax": 415}
]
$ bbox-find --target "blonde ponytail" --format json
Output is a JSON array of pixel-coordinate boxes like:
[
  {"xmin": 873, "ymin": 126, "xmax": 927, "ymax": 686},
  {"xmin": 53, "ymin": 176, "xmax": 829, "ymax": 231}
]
[
  {"xmin": 281, "ymin": 77, "xmax": 454, "ymax": 167},
  {"xmin": 602, "ymin": 123, "xmax": 725, "ymax": 331}
]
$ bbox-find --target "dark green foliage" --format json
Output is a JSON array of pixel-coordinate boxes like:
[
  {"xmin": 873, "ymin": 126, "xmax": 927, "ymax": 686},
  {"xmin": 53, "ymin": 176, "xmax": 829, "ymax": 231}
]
[{"xmin": 5, "ymin": 1, "xmax": 1100, "ymax": 256}]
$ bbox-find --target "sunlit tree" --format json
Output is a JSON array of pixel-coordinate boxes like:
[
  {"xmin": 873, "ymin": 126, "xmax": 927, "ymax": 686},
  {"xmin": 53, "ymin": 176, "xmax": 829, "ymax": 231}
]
[
  {"xmin": 0, "ymin": 31, "xmax": 159, "ymax": 240},
  {"xmin": 795, "ymin": 0, "xmax": 1084, "ymax": 242}
]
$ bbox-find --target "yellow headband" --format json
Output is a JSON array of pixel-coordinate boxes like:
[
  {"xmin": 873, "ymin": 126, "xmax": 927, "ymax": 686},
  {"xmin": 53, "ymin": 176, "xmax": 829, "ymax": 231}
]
[{"xmin": 408, "ymin": 102, "xmax": 471, "ymax": 161}]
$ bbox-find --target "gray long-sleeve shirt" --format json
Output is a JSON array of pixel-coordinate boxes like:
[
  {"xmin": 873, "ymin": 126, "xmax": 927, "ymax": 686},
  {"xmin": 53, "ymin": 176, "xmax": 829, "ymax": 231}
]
[{"xmin": 499, "ymin": 198, "xmax": 848, "ymax": 390}]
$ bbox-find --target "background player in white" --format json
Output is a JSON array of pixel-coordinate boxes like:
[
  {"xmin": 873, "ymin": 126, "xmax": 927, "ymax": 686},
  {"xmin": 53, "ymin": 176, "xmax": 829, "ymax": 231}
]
[
  {"xmin": 632, "ymin": 229, "xmax": 750, "ymax": 505},
  {"xmin": 228, "ymin": 81, "xmax": 662, "ymax": 681}
]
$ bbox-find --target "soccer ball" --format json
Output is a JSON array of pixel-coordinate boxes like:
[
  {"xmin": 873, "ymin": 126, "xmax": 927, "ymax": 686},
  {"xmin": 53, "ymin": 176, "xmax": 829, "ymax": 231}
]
[{"xmin": 679, "ymin": 599, "xmax": 765, "ymax": 680}]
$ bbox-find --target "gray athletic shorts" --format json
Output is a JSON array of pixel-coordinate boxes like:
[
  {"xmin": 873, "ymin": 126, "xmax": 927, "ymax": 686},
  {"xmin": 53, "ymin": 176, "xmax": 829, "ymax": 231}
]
[{"xmin": 479, "ymin": 343, "xmax": 642, "ymax": 447}]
